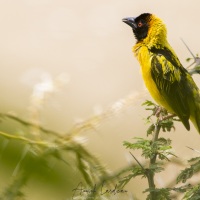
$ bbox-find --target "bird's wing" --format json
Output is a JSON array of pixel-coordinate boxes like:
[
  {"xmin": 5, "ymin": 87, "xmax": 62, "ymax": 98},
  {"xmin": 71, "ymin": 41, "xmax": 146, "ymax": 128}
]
[{"xmin": 150, "ymin": 47, "xmax": 191, "ymax": 130}]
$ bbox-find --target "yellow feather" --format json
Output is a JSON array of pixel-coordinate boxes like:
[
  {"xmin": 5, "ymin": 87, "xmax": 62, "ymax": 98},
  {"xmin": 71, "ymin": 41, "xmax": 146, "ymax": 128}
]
[{"xmin": 133, "ymin": 45, "xmax": 173, "ymax": 113}]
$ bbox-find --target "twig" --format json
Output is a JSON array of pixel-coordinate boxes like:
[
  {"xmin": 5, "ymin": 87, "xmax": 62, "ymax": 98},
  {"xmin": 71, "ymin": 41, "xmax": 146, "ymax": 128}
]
[
  {"xmin": 0, "ymin": 113, "xmax": 61, "ymax": 137},
  {"xmin": 160, "ymin": 113, "xmax": 176, "ymax": 121},
  {"xmin": 0, "ymin": 131, "xmax": 55, "ymax": 147}
]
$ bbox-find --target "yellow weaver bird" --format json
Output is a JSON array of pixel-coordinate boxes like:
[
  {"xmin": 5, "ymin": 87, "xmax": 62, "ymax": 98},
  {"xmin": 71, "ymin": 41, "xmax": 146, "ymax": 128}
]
[{"xmin": 122, "ymin": 13, "xmax": 200, "ymax": 133}]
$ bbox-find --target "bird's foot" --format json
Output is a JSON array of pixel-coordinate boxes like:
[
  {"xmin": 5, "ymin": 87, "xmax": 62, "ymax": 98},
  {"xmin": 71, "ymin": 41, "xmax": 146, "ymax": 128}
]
[
  {"xmin": 154, "ymin": 106, "xmax": 162, "ymax": 117},
  {"xmin": 153, "ymin": 106, "xmax": 168, "ymax": 120}
]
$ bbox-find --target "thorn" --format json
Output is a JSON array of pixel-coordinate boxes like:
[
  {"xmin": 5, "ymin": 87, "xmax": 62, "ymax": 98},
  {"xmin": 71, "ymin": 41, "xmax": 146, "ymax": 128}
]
[
  {"xmin": 180, "ymin": 38, "xmax": 195, "ymax": 59},
  {"xmin": 129, "ymin": 151, "xmax": 145, "ymax": 171},
  {"xmin": 181, "ymin": 38, "xmax": 200, "ymax": 71},
  {"xmin": 187, "ymin": 61, "xmax": 196, "ymax": 68},
  {"xmin": 186, "ymin": 146, "xmax": 200, "ymax": 153}
]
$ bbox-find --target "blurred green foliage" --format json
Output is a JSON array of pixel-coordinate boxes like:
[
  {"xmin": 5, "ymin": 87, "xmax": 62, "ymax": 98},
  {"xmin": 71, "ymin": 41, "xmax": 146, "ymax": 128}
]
[{"xmin": 0, "ymin": 113, "xmax": 110, "ymax": 200}]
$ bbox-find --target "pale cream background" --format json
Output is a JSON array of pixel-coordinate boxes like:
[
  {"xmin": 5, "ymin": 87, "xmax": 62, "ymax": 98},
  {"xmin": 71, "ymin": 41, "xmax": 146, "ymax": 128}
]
[{"xmin": 0, "ymin": 0, "xmax": 200, "ymax": 199}]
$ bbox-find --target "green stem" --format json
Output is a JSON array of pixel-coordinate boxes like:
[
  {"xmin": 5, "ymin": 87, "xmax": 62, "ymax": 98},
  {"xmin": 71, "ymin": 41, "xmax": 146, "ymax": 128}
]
[{"xmin": 147, "ymin": 123, "xmax": 161, "ymax": 200}]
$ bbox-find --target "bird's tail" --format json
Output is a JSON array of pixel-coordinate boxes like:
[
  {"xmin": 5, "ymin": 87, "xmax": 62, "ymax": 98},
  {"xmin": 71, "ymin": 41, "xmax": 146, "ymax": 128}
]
[{"xmin": 190, "ymin": 92, "xmax": 200, "ymax": 133}]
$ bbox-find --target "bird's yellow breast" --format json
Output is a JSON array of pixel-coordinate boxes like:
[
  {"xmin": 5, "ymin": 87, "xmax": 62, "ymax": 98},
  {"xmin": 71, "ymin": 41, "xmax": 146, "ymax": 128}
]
[{"xmin": 134, "ymin": 45, "xmax": 173, "ymax": 112}]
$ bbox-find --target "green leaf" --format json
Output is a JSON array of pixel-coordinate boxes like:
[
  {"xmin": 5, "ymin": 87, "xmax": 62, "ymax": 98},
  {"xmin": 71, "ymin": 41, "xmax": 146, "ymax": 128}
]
[
  {"xmin": 142, "ymin": 100, "xmax": 156, "ymax": 107},
  {"xmin": 118, "ymin": 165, "xmax": 146, "ymax": 188},
  {"xmin": 188, "ymin": 157, "xmax": 200, "ymax": 163},
  {"xmin": 160, "ymin": 120, "xmax": 175, "ymax": 132},
  {"xmin": 147, "ymin": 124, "xmax": 155, "ymax": 135},
  {"xmin": 149, "ymin": 163, "xmax": 164, "ymax": 174},
  {"xmin": 177, "ymin": 167, "xmax": 194, "ymax": 183},
  {"xmin": 183, "ymin": 184, "xmax": 200, "ymax": 200},
  {"xmin": 186, "ymin": 57, "xmax": 192, "ymax": 62},
  {"xmin": 177, "ymin": 156, "xmax": 200, "ymax": 183},
  {"xmin": 145, "ymin": 188, "xmax": 171, "ymax": 200}
]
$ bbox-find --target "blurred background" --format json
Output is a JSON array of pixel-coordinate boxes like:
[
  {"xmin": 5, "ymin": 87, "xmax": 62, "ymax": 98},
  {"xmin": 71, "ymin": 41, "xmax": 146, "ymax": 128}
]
[{"xmin": 0, "ymin": 0, "xmax": 200, "ymax": 199}]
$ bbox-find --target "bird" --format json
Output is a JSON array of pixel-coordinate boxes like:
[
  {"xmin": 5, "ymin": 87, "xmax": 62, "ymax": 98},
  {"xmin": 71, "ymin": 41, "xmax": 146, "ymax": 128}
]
[{"xmin": 122, "ymin": 13, "xmax": 200, "ymax": 133}]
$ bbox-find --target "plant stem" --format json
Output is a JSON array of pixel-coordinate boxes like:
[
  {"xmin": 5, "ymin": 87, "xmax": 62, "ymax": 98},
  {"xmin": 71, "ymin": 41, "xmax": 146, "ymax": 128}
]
[{"xmin": 147, "ymin": 123, "xmax": 161, "ymax": 200}]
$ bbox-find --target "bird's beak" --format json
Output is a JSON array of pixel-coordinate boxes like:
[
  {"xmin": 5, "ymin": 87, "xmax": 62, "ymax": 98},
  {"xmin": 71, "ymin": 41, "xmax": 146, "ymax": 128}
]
[{"xmin": 122, "ymin": 17, "xmax": 136, "ymax": 29}]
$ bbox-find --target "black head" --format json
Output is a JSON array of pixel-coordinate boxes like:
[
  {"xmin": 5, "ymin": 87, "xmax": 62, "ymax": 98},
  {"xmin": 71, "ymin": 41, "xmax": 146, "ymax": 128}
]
[{"xmin": 122, "ymin": 13, "xmax": 151, "ymax": 41}]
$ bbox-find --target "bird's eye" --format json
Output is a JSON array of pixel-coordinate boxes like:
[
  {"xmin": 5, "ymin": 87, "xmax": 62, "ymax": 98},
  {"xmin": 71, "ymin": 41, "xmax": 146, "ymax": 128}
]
[{"xmin": 138, "ymin": 21, "xmax": 143, "ymax": 27}]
